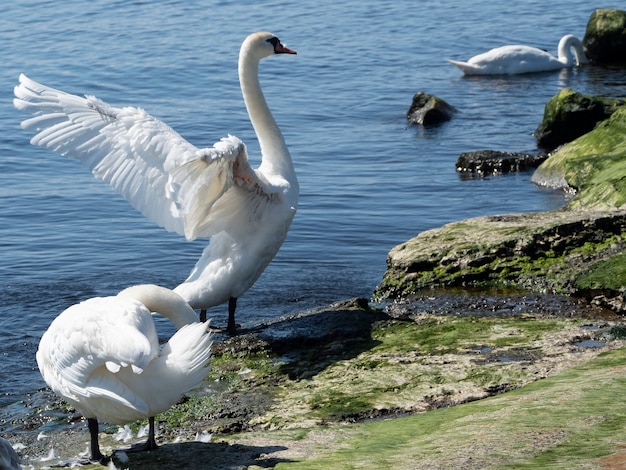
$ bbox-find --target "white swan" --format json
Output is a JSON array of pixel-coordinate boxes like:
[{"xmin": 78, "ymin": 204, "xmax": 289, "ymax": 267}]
[
  {"xmin": 36, "ymin": 284, "xmax": 213, "ymax": 464},
  {"xmin": 0, "ymin": 436, "xmax": 21, "ymax": 470},
  {"xmin": 447, "ymin": 34, "xmax": 588, "ymax": 75},
  {"xmin": 13, "ymin": 32, "xmax": 299, "ymax": 335}
]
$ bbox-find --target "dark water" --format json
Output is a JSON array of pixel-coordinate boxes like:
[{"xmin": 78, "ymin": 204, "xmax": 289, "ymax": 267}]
[{"xmin": 1, "ymin": 0, "xmax": 625, "ymax": 417}]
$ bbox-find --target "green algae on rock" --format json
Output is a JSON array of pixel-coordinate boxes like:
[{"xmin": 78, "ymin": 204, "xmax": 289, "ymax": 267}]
[
  {"xmin": 374, "ymin": 211, "xmax": 626, "ymax": 303},
  {"xmin": 583, "ymin": 8, "xmax": 626, "ymax": 65},
  {"xmin": 533, "ymin": 106, "xmax": 626, "ymax": 211},
  {"xmin": 533, "ymin": 88, "xmax": 624, "ymax": 151}
]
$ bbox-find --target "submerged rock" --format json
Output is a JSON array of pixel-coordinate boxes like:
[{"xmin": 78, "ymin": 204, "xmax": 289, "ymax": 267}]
[
  {"xmin": 583, "ymin": 9, "xmax": 626, "ymax": 64},
  {"xmin": 534, "ymin": 88, "xmax": 622, "ymax": 151},
  {"xmin": 406, "ymin": 92, "xmax": 457, "ymax": 126},
  {"xmin": 456, "ymin": 150, "xmax": 547, "ymax": 176}
]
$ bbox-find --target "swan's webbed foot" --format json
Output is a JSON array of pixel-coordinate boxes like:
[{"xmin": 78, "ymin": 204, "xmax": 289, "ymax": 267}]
[
  {"xmin": 120, "ymin": 416, "xmax": 158, "ymax": 453},
  {"xmin": 227, "ymin": 323, "xmax": 240, "ymax": 336},
  {"xmin": 123, "ymin": 437, "xmax": 158, "ymax": 453},
  {"xmin": 208, "ymin": 323, "xmax": 241, "ymax": 335},
  {"xmin": 59, "ymin": 417, "xmax": 110, "ymax": 466}
]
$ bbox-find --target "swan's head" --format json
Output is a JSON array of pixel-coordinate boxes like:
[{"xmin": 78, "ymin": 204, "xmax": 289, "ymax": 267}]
[{"xmin": 241, "ymin": 32, "xmax": 297, "ymax": 61}]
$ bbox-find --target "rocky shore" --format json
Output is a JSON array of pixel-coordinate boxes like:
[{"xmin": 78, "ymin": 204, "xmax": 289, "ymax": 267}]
[
  {"xmin": 4, "ymin": 8, "xmax": 626, "ymax": 469},
  {"xmin": 6, "ymin": 293, "xmax": 626, "ymax": 469}
]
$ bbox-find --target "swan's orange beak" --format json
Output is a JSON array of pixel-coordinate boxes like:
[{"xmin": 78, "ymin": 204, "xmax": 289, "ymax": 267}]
[{"xmin": 276, "ymin": 44, "xmax": 297, "ymax": 55}]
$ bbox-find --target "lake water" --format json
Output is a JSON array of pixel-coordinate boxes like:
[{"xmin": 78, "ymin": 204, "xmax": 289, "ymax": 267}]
[{"xmin": 1, "ymin": 0, "xmax": 625, "ymax": 423}]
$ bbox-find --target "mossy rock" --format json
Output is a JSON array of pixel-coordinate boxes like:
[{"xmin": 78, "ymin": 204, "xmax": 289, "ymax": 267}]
[
  {"xmin": 533, "ymin": 106, "xmax": 626, "ymax": 210},
  {"xmin": 374, "ymin": 210, "xmax": 626, "ymax": 303},
  {"xmin": 534, "ymin": 88, "xmax": 623, "ymax": 151},
  {"xmin": 583, "ymin": 8, "xmax": 626, "ymax": 64},
  {"xmin": 575, "ymin": 253, "xmax": 626, "ymax": 310}
]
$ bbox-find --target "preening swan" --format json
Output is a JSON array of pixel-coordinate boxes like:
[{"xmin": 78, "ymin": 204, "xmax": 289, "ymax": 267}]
[
  {"xmin": 0, "ymin": 436, "xmax": 21, "ymax": 470},
  {"xmin": 447, "ymin": 34, "xmax": 588, "ymax": 75},
  {"xmin": 13, "ymin": 32, "xmax": 299, "ymax": 335},
  {"xmin": 36, "ymin": 284, "xmax": 213, "ymax": 464}
]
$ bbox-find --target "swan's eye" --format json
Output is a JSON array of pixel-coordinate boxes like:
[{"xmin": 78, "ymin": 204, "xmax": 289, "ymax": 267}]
[{"xmin": 267, "ymin": 37, "xmax": 280, "ymax": 50}]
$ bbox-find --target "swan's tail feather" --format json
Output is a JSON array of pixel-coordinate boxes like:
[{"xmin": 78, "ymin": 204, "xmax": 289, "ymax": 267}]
[
  {"xmin": 446, "ymin": 59, "xmax": 476, "ymax": 75},
  {"xmin": 160, "ymin": 321, "xmax": 213, "ymax": 393}
]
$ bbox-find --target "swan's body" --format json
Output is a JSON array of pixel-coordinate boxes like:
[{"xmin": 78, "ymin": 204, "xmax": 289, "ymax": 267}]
[
  {"xmin": 14, "ymin": 32, "xmax": 298, "ymax": 334},
  {"xmin": 447, "ymin": 34, "xmax": 588, "ymax": 75},
  {"xmin": 0, "ymin": 437, "xmax": 21, "ymax": 470},
  {"xmin": 36, "ymin": 284, "xmax": 213, "ymax": 463}
]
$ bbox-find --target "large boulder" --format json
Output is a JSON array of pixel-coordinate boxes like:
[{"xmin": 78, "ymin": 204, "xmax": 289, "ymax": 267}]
[
  {"xmin": 532, "ymin": 106, "xmax": 626, "ymax": 210},
  {"xmin": 373, "ymin": 210, "xmax": 626, "ymax": 312},
  {"xmin": 407, "ymin": 92, "xmax": 457, "ymax": 126},
  {"xmin": 534, "ymin": 88, "xmax": 622, "ymax": 151},
  {"xmin": 583, "ymin": 9, "xmax": 626, "ymax": 64}
]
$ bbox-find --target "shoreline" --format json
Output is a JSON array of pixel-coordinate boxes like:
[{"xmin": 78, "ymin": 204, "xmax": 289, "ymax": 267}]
[{"xmin": 4, "ymin": 291, "xmax": 626, "ymax": 468}]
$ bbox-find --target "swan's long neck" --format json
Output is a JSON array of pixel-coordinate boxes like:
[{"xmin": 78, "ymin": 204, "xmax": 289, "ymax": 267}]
[
  {"xmin": 558, "ymin": 36, "xmax": 588, "ymax": 66},
  {"xmin": 118, "ymin": 285, "xmax": 198, "ymax": 329},
  {"xmin": 239, "ymin": 51, "xmax": 295, "ymax": 180}
]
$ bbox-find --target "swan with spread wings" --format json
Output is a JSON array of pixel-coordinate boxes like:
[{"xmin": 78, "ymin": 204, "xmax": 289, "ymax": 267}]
[{"xmin": 14, "ymin": 32, "xmax": 299, "ymax": 334}]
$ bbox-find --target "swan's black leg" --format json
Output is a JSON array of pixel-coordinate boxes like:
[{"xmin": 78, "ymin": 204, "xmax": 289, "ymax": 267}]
[
  {"xmin": 143, "ymin": 416, "xmax": 158, "ymax": 450},
  {"xmin": 200, "ymin": 309, "xmax": 207, "ymax": 322},
  {"xmin": 49, "ymin": 418, "xmax": 109, "ymax": 467},
  {"xmin": 125, "ymin": 416, "xmax": 158, "ymax": 452},
  {"xmin": 227, "ymin": 297, "xmax": 238, "ymax": 335},
  {"xmin": 88, "ymin": 418, "xmax": 109, "ymax": 464}
]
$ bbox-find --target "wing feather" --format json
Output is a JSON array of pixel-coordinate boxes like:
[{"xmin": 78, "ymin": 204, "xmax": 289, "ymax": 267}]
[
  {"xmin": 14, "ymin": 73, "xmax": 264, "ymax": 240},
  {"xmin": 37, "ymin": 297, "xmax": 159, "ymax": 397}
]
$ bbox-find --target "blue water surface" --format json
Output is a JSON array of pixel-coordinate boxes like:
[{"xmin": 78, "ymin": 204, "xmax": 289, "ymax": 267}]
[{"xmin": 1, "ymin": 0, "xmax": 625, "ymax": 412}]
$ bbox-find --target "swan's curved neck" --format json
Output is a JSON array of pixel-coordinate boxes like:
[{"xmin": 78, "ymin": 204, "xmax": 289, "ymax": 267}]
[
  {"xmin": 239, "ymin": 52, "xmax": 295, "ymax": 178},
  {"xmin": 558, "ymin": 37, "xmax": 587, "ymax": 66},
  {"xmin": 118, "ymin": 285, "xmax": 198, "ymax": 329}
]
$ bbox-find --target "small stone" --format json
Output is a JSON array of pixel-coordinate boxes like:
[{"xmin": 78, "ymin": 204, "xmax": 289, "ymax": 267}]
[{"xmin": 407, "ymin": 92, "xmax": 457, "ymax": 126}]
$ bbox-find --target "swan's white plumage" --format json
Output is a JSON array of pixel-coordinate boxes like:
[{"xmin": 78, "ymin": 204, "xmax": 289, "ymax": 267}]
[
  {"xmin": 14, "ymin": 32, "xmax": 298, "ymax": 332},
  {"xmin": 36, "ymin": 285, "xmax": 212, "ymax": 425},
  {"xmin": 15, "ymin": 74, "xmax": 248, "ymax": 242},
  {"xmin": 447, "ymin": 34, "xmax": 588, "ymax": 75}
]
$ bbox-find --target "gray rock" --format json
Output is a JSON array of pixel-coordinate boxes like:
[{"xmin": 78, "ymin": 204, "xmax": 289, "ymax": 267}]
[{"xmin": 407, "ymin": 92, "xmax": 457, "ymax": 126}]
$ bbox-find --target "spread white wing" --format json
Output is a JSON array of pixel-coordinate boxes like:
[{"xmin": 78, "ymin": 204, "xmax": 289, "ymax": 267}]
[{"xmin": 13, "ymin": 73, "xmax": 268, "ymax": 240}]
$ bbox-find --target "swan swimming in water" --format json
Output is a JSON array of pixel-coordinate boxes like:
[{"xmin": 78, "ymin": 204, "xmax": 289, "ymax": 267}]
[
  {"xmin": 13, "ymin": 32, "xmax": 299, "ymax": 335},
  {"xmin": 447, "ymin": 34, "xmax": 588, "ymax": 75},
  {"xmin": 36, "ymin": 284, "xmax": 213, "ymax": 464}
]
